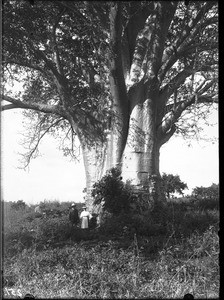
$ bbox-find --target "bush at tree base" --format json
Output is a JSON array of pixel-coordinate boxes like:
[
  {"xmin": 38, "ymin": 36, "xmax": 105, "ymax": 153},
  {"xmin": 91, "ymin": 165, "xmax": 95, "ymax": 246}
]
[{"xmin": 91, "ymin": 167, "xmax": 136, "ymax": 215}]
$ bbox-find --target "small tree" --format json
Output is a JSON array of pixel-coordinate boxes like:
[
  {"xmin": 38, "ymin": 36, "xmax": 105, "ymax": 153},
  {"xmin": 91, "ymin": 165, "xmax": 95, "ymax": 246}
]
[
  {"xmin": 91, "ymin": 167, "xmax": 134, "ymax": 215},
  {"xmin": 161, "ymin": 173, "xmax": 188, "ymax": 199}
]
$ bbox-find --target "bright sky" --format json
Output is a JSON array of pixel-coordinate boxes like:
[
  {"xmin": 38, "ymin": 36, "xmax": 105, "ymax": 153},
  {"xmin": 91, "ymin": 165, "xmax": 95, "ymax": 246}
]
[{"xmin": 1, "ymin": 109, "xmax": 219, "ymax": 205}]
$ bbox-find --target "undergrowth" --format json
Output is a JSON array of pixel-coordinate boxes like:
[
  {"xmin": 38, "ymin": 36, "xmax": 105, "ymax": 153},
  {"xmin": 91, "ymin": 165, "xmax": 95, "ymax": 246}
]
[{"xmin": 3, "ymin": 198, "xmax": 219, "ymax": 299}]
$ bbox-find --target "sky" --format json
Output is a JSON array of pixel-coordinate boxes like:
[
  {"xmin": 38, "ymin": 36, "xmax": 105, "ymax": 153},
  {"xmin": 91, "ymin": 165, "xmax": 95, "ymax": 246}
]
[{"xmin": 1, "ymin": 108, "xmax": 219, "ymax": 205}]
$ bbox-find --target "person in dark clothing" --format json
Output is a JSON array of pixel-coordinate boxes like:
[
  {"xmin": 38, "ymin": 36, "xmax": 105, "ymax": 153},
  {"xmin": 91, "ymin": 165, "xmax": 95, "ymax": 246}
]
[
  {"xmin": 89, "ymin": 213, "xmax": 98, "ymax": 230},
  {"xmin": 69, "ymin": 203, "xmax": 79, "ymax": 226}
]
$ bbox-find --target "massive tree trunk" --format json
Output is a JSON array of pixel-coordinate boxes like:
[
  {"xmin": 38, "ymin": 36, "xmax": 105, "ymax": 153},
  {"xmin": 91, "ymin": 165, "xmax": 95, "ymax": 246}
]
[
  {"xmin": 76, "ymin": 2, "xmax": 176, "ymax": 211},
  {"xmin": 77, "ymin": 91, "xmax": 167, "ymax": 211},
  {"xmin": 79, "ymin": 99, "xmax": 166, "ymax": 211},
  {"xmin": 122, "ymin": 94, "xmax": 166, "ymax": 209}
]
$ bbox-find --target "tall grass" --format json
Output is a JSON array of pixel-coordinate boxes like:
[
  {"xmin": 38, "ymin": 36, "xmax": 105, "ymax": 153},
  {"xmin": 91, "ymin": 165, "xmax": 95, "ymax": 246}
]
[{"xmin": 3, "ymin": 198, "xmax": 219, "ymax": 299}]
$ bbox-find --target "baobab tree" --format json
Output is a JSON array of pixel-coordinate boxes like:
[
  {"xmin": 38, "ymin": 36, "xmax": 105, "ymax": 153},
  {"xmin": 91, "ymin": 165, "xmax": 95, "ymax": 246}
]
[{"xmin": 2, "ymin": 1, "xmax": 218, "ymax": 210}]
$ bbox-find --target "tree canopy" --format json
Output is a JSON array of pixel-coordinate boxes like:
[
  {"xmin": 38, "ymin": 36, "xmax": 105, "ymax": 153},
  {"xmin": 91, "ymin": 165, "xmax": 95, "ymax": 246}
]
[
  {"xmin": 2, "ymin": 1, "xmax": 218, "ymax": 207},
  {"xmin": 3, "ymin": 0, "xmax": 112, "ymax": 163},
  {"xmin": 2, "ymin": 1, "xmax": 218, "ymax": 142}
]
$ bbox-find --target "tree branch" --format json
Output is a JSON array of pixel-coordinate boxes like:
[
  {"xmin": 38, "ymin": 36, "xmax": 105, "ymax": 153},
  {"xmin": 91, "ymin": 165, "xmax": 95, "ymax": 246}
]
[
  {"xmin": 163, "ymin": 78, "xmax": 217, "ymax": 114},
  {"xmin": 109, "ymin": 2, "xmax": 128, "ymax": 109},
  {"xmin": 1, "ymin": 95, "xmax": 63, "ymax": 115},
  {"xmin": 3, "ymin": 60, "xmax": 47, "ymax": 75},
  {"xmin": 25, "ymin": 39, "xmax": 72, "ymax": 107},
  {"xmin": 159, "ymin": 4, "xmax": 217, "ymax": 82},
  {"xmin": 126, "ymin": 12, "xmax": 157, "ymax": 88},
  {"xmin": 122, "ymin": 2, "xmax": 153, "ymax": 78},
  {"xmin": 51, "ymin": 8, "xmax": 66, "ymax": 75},
  {"xmin": 159, "ymin": 124, "xmax": 176, "ymax": 146},
  {"xmin": 175, "ymin": 2, "xmax": 216, "ymax": 51},
  {"xmin": 22, "ymin": 117, "xmax": 64, "ymax": 168},
  {"xmin": 158, "ymin": 92, "xmax": 217, "ymax": 137},
  {"xmin": 159, "ymin": 69, "xmax": 192, "ymax": 101},
  {"xmin": 109, "ymin": 2, "xmax": 130, "ymax": 161},
  {"xmin": 149, "ymin": 2, "xmax": 177, "ymax": 77},
  {"xmin": 33, "ymin": 47, "xmax": 63, "ymax": 82},
  {"xmin": 1, "ymin": 103, "xmax": 17, "ymax": 110}
]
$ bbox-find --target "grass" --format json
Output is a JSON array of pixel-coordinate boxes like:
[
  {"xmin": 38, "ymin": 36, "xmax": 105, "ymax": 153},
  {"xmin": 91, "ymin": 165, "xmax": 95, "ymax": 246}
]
[{"xmin": 2, "ymin": 198, "xmax": 219, "ymax": 299}]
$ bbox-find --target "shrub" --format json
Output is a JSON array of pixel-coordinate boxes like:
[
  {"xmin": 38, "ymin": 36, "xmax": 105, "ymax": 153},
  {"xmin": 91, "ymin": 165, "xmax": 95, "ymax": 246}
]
[
  {"xmin": 38, "ymin": 200, "xmax": 84, "ymax": 218},
  {"xmin": 193, "ymin": 197, "xmax": 219, "ymax": 210},
  {"xmin": 11, "ymin": 200, "xmax": 27, "ymax": 211},
  {"xmin": 92, "ymin": 167, "xmax": 135, "ymax": 215},
  {"xmin": 192, "ymin": 183, "xmax": 219, "ymax": 200},
  {"xmin": 3, "ymin": 223, "xmax": 35, "ymax": 257}
]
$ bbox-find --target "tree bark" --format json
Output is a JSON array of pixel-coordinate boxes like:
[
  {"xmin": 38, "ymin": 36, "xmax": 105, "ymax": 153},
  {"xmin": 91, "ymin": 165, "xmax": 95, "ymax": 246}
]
[
  {"xmin": 81, "ymin": 142, "xmax": 107, "ymax": 210},
  {"xmin": 108, "ymin": 2, "xmax": 130, "ymax": 170},
  {"xmin": 122, "ymin": 95, "xmax": 166, "ymax": 209}
]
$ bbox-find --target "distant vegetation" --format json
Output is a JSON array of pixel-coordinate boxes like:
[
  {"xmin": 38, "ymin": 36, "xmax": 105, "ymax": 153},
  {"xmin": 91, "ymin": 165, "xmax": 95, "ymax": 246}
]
[
  {"xmin": 3, "ymin": 180, "xmax": 219, "ymax": 299},
  {"xmin": 161, "ymin": 173, "xmax": 188, "ymax": 198}
]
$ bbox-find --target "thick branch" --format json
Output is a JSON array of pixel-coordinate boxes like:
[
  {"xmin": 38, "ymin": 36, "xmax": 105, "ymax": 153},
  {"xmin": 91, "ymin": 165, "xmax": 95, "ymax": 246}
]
[
  {"xmin": 149, "ymin": 2, "xmax": 177, "ymax": 77},
  {"xmin": 127, "ymin": 2, "xmax": 177, "ymax": 88},
  {"xmin": 51, "ymin": 9, "xmax": 66, "ymax": 75},
  {"xmin": 159, "ymin": 70, "xmax": 192, "ymax": 101},
  {"xmin": 127, "ymin": 11, "xmax": 157, "ymax": 87},
  {"xmin": 109, "ymin": 2, "xmax": 128, "ymax": 110},
  {"xmin": 158, "ymin": 93, "xmax": 217, "ymax": 137},
  {"xmin": 109, "ymin": 2, "xmax": 130, "ymax": 162},
  {"xmin": 159, "ymin": 124, "xmax": 176, "ymax": 146},
  {"xmin": 1, "ymin": 103, "xmax": 17, "ymax": 110},
  {"xmin": 122, "ymin": 2, "xmax": 153, "ymax": 77},
  {"xmin": 27, "ymin": 42, "xmax": 72, "ymax": 107},
  {"xmin": 1, "ymin": 95, "xmax": 64, "ymax": 115}
]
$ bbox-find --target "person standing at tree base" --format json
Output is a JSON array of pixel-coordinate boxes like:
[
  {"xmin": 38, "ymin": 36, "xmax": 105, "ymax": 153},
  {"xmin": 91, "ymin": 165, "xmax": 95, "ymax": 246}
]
[
  {"xmin": 69, "ymin": 203, "xmax": 79, "ymax": 227},
  {"xmin": 80, "ymin": 206, "xmax": 92, "ymax": 229}
]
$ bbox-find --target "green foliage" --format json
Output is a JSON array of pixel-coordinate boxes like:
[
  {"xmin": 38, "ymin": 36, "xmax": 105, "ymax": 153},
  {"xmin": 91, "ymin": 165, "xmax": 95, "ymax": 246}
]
[
  {"xmin": 192, "ymin": 183, "xmax": 219, "ymax": 200},
  {"xmin": 161, "ymin": 173, "xmax": 188, "ymax": 198},
  {"xmin": 92, "ymin": 167, "xmax": 135, "ymax": 215},
  {"xmin": 10, "ymin": 200, "xmax": 27, "ymax": 211}
]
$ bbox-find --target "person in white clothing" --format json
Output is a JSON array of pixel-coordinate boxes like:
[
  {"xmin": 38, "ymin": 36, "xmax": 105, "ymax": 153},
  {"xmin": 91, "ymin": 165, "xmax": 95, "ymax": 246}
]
[{"xmin": 80, "ymin": 206, "xmax": 92, "ymax": 229}]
